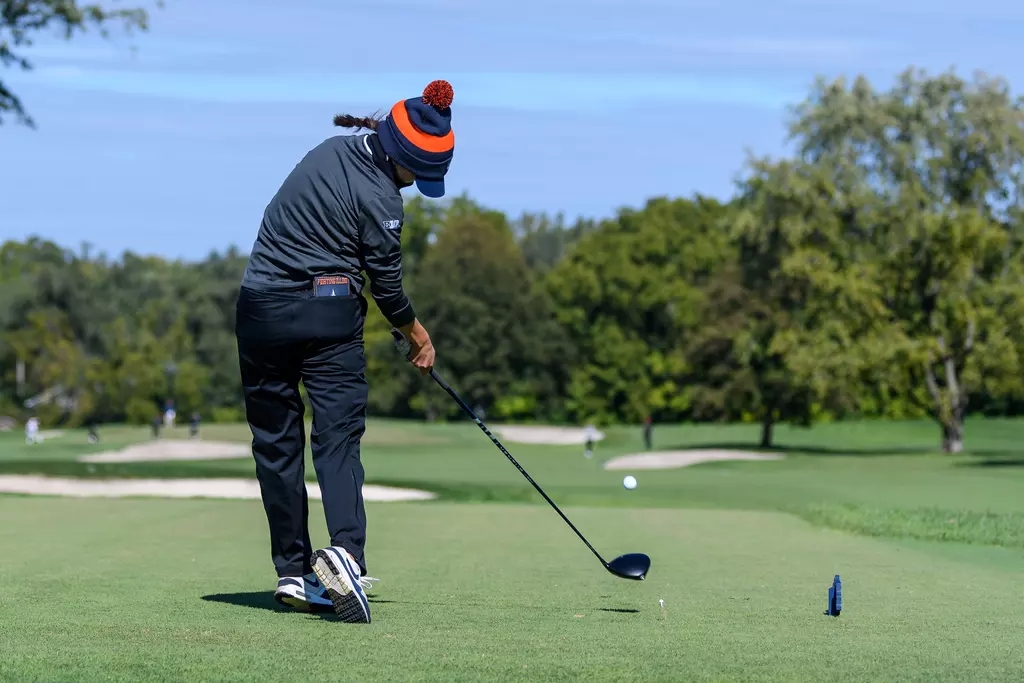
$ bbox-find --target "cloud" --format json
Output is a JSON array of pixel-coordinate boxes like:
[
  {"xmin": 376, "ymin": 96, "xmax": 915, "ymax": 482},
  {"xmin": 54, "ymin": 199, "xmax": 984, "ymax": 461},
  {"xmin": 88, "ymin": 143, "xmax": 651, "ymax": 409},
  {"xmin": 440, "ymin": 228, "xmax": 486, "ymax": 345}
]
[
  {"xmin": 769, "ymin": 0, "xmax": 1024, "ymax": 21},
  {"xmin": 545, "ymin": 33, "xmax": 902, "ymax": 68},
  {"xmin": 26, "ymin": 65, "xmax": 88, "ymax": 79},
  {"xmin": 669, "ymin": 38, "xmax": 875, "ymax": 58},
  {"xmin": 16, "ymin": 36, "xmax": 249, "ymax": 66},
  {"xmin": 9, "ymin": 68, "xmax": 801, "ymax": 111}
]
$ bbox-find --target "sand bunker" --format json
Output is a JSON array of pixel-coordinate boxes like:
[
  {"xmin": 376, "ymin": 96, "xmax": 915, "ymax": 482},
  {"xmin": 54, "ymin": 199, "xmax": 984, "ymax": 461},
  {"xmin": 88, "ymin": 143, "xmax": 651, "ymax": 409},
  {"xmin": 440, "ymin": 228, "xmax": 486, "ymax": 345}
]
[
  {"xmin": 0, "ymin": 475, "xmax": 435, "ymax": 502},
  {"xmin": 603, "ymin": 450, "xmax": 784, "ymax": 470},
  {"xmin": 495, "ymin": 426, "xmax": 605, "ymax": 445},
  {"xmin": 79, "ymin": 440, "xmax": 251, "ymax": 463},
  {"xmin": 6, "ymin": 436, "xmax": 437, "ymax": 501}
]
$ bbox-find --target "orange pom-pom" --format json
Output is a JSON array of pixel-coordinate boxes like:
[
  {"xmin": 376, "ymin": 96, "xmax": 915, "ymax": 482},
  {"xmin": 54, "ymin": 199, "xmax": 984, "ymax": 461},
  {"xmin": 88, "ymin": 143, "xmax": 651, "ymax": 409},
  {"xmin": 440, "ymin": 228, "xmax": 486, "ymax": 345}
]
[{"xmin": 422, "ymin": 80, "xmax": 454, "ymax": 109}]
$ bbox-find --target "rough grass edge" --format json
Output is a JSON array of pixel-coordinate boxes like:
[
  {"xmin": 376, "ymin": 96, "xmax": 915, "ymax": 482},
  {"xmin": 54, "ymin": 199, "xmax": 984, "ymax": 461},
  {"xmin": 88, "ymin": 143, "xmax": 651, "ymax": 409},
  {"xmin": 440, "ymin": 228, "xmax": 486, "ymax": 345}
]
[{"xmin": 796, "ymin": 503, "xmax": 1024, "ymax": 549}]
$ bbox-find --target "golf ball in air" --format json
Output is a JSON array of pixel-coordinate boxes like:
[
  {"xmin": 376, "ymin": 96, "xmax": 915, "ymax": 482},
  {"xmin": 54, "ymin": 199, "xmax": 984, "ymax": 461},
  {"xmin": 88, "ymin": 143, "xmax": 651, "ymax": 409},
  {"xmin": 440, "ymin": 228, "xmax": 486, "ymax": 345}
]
[{"xmin": 623, "ymin": 475, "xmax": 637, "ymax": 490}]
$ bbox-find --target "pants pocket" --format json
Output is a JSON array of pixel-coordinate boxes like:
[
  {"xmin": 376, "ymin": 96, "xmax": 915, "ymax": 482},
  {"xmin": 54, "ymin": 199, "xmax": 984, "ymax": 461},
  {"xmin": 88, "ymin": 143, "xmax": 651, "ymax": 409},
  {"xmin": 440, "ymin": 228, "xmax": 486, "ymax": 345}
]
[
  {"xmin": 235, "ymin": 287, "xmax": 303, "ymax": 339},
  {"xmin": 305, "ymin": 296, "xmax": 364, "ymax": 341}
]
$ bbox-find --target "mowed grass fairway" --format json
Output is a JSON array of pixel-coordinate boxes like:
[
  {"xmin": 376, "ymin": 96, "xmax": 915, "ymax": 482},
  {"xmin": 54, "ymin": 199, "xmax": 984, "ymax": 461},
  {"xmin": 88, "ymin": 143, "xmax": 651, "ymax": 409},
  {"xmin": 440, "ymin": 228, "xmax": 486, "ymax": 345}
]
[{"xmin": 1, "ymin": 418, "xmax": 1023, "ymax": 682}]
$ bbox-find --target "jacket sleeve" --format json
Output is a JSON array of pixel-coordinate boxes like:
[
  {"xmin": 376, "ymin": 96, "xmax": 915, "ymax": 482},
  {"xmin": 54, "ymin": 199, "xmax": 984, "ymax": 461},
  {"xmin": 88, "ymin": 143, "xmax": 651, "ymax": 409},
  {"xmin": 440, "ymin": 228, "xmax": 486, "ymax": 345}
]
[{"xmin": 358, "ymin": 194, "xmax": 416, "ymax": 328}]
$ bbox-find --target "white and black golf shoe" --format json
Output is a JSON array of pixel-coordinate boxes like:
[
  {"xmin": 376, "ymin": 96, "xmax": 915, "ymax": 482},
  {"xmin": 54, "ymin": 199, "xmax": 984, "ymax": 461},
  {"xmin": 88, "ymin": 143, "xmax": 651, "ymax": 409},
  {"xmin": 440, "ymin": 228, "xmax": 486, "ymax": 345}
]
[
  {"xmin": 274, "ymin": 573, "xmax": 333, "ymax": 613},
  {"xmin": 310, "ymin": 547, "xmax": 372, "ymax": 623}
]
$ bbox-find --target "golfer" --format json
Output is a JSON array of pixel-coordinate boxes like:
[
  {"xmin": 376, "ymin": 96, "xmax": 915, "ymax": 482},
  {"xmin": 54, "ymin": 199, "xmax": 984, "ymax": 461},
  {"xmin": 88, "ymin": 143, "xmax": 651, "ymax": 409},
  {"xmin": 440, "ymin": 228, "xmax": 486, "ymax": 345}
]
[{"xmin": 235, "ymin": 80, "xmax": 453, "ymax": 623}]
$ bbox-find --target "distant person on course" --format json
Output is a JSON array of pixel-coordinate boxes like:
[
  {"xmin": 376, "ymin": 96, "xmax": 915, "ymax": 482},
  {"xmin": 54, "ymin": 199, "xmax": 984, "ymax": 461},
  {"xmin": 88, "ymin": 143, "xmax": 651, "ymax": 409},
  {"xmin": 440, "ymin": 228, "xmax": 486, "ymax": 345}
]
[
  {"xmin": 25, "ymin": 416, "xmax": 40, "ymax": 445},
  {"xmin": 584, "ymin": 424, "xmax": 599, "ymax": 459},
  {"xmin": 235, "ymin": 80, "xmax": 451, "ymax": 623}
]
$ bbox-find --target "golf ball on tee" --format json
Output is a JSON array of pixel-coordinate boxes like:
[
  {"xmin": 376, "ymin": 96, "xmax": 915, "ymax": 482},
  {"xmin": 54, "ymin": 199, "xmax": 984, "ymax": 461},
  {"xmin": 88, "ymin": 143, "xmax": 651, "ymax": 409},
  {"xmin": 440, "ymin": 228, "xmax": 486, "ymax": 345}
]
[{"xmin": 623, "ymin": 475, "xmax": 637, "ymax": 490}]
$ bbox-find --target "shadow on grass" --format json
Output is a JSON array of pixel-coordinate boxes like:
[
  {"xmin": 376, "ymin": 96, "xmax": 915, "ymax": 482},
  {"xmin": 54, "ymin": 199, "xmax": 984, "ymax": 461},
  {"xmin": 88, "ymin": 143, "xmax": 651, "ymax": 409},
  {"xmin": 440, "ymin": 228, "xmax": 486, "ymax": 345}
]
[
  {"xmin": 202, "ymin": 592, "xmax": 290, "ymax": 613},
  {"xmin": 663, "ymin": 442, "xmax": 930, "ymax": 456},
  {"xmin": 362, "ymin": 599, "xmax": 640, "ymax": 615},
  {"xmin": 0, "ymin": 462, "xmax": 537, "ymax": 505},
  {"xmin": 0, "ymin": 459, "xmax": 253, "ymax": 479},
  {"xmin": 202, "ymin": 591, "xmax": 349, "ymax": 619},
  {"xmin": 958, "ymin": 457, "xmax": 1024, "ymax": 468},
  {"xmin": 664, "ymin": 442, "xmax": 1024, "ymax": 458},
  {"xmin": 206, "ymin": 593, "xmax": 639, "ymax": 616}
]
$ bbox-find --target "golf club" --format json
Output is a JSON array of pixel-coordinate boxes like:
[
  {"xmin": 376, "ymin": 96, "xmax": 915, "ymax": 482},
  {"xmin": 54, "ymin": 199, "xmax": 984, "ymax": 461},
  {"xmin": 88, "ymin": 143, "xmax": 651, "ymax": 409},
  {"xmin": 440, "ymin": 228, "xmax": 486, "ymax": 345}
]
[{"xmin": 391, "ymin": 328, "xmax": 651, "ymax": 581}]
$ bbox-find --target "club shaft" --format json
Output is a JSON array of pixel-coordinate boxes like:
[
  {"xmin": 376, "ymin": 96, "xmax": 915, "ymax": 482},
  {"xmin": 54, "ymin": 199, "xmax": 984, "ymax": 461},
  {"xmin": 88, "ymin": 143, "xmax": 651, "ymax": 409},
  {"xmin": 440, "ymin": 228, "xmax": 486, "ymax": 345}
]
[{"xmin": 429, "ymin": 369, "xmax": 608, "ymax": 566}]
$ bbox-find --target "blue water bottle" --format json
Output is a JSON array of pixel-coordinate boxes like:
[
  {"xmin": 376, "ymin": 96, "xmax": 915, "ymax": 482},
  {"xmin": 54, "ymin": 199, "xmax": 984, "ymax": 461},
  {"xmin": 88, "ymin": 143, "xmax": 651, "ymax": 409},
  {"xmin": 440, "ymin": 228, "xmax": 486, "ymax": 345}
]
[{"xmin": 827, "ymin": 575, "xmax": 842, "ymax": 616}]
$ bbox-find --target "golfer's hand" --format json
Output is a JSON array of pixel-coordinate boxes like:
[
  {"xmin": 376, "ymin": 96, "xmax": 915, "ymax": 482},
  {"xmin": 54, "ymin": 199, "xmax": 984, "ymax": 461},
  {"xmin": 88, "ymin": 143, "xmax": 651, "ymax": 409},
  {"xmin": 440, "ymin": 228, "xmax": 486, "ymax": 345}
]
[{"xmin": 399, "ymin": 319, "xmax": 435, "ymax": 375}]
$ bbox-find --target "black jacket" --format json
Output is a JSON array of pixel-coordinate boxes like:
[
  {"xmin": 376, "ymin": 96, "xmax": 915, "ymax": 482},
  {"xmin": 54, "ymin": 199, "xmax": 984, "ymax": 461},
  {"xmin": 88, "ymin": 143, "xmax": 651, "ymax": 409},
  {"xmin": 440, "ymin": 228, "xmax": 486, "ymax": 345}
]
[{"xmin": 241, "ymin": 133, "xmax": 415, "ymax": 328}]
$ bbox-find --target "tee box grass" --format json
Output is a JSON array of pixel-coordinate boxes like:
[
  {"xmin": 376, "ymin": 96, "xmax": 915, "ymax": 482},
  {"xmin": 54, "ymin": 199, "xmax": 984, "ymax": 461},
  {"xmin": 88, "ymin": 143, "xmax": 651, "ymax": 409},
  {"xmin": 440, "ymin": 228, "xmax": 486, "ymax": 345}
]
[{"xmin": 0, "ymin": 417, "xmax": 1022, "ymax": 681}]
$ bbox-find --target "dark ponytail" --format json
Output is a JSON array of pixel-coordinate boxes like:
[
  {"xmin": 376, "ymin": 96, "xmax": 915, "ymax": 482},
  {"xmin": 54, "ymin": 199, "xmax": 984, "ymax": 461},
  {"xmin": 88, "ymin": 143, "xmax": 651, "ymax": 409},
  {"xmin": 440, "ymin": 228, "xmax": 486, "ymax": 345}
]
[{"xmin": 333, "ymin": 113, "xmax": 383, "ymax": 130}]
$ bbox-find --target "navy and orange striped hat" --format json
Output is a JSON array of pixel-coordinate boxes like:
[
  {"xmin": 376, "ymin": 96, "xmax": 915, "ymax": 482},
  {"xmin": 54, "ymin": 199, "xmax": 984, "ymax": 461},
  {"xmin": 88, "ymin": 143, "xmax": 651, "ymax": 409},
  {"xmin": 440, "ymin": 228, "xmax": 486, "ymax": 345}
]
[{"xmin": 377, "ymin": 80, "xmax": 455, "ymax": 198}]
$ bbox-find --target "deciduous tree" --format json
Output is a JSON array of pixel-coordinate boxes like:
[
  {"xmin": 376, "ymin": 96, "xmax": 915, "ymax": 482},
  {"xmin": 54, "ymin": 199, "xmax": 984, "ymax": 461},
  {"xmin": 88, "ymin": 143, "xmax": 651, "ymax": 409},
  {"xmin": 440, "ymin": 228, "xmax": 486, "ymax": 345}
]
[
  {"xmin": 780, "ymin": 68, "xmax": 1024, "ymax": 451},
  {"xmin": 1, "ymin": 1, "xmax": 156, "ymax": 127},
  {"xmin": 546, "ymin": 196, "xmax": 730, "ymax": 423}
]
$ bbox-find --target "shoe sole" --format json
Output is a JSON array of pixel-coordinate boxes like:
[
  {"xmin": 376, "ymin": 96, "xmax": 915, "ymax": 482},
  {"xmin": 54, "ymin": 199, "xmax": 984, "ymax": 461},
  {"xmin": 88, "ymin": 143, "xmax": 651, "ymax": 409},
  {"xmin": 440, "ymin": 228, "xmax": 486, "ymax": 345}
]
[
  {"xmin": 274, "ymin": 592, "xmax": 334, "ymax": 613},
  {"xmin": 311, "ymin": 549, "xmax": 371, "ymax": 623},
  {"xmin": 275, "ymin": 592, "xmax": 312, "ymax": 612}
]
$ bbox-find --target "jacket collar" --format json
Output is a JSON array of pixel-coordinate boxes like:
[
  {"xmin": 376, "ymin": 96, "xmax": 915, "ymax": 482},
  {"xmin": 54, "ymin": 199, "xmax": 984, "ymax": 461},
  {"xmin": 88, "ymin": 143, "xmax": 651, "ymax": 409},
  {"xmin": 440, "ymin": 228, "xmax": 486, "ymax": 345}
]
[{"xmin": 364, "ymin": 133, "xmax": 406, "ymax": 187}]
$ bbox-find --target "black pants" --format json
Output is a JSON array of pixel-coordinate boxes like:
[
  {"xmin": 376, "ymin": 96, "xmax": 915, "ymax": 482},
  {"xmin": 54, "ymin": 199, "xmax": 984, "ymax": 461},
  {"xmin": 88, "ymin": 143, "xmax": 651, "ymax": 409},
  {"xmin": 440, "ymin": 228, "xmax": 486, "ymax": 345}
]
[{"xmin": 235, "ymin": 285, "xmax": 369, "ymax": 578}]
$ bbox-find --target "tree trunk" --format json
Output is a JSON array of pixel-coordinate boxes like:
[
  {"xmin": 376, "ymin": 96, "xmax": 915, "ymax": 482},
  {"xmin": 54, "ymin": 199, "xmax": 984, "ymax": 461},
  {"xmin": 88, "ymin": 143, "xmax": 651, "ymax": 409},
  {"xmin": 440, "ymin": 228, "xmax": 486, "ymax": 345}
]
[
  {"xmin": 941, "ymin": 418, "xmax": 964, "ymax": 454},
  {"xmin": 923, "ymin": 336, "xmax": 970, "ymax": 455},
  {"xmin": 760, "ymin": 411, "xmax": 774, "ymax": 449}
]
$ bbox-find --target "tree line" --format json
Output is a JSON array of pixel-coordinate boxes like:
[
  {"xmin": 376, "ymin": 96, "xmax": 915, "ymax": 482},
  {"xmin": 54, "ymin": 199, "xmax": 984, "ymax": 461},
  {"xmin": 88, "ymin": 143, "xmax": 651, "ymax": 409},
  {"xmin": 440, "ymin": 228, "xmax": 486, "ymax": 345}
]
[{"xmin": 3, "ymin": 68, "xmax": 1024, "ymax": 453}]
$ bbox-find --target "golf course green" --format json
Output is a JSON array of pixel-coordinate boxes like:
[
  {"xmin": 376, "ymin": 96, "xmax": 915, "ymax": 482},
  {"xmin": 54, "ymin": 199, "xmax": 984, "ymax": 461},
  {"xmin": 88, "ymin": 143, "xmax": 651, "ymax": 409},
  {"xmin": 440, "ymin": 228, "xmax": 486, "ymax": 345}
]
[{"xmin": 1, "ymin": 417, "xmax": 1022, "ymax": 682}]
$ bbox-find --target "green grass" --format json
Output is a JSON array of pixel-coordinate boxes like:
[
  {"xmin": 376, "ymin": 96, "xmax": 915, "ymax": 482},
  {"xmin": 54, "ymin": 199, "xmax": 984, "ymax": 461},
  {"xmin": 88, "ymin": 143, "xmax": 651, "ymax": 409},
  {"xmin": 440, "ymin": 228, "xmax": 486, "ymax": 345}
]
[
  {"xmin": 2, "ymin": 417, "xmax": 1023, "ymax": 681},
  {"xmin": 1, "ymin": 497, "xmax": 1022, "ymax": 682},
  {"xmin": 2, "ymin": 417, "xmax": 1022, "ymax": 547},
  {"xmin": 799, "ymin": 504, "xmax": 1024, "ymax": 548}
]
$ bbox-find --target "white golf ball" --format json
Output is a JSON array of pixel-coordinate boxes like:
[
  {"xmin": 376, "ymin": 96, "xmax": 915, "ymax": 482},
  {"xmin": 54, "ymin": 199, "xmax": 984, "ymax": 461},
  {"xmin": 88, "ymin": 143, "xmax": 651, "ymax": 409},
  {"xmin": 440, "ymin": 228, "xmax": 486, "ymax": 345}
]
[{"xmin": 623, "ymin": 475, "xmax": 637, "ymax": 490}]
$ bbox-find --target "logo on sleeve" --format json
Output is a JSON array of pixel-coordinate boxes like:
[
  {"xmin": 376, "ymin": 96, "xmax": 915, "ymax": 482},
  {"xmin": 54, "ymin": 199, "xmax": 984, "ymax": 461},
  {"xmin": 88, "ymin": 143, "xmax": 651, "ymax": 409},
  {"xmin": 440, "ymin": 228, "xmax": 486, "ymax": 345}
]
[{"xmin": 382, "ymin": 219, "xmax": 401, "ymax": 230}]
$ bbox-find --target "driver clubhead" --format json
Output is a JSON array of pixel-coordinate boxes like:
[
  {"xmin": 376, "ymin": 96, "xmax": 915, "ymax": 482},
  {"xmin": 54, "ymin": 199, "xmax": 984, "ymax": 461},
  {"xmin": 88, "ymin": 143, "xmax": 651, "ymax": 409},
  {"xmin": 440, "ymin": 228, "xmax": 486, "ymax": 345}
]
[{"xmin": 605, "ymin": 553, "xmax": 650, "ymax": 580}]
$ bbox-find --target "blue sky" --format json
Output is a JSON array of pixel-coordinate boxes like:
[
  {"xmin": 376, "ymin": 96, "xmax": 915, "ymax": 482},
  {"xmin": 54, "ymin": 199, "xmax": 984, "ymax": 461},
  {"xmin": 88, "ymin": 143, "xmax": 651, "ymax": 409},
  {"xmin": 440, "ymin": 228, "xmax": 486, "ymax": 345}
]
[{"xmin": 2, "ymin": 0, "xmax": 1023, "ymax": 259}]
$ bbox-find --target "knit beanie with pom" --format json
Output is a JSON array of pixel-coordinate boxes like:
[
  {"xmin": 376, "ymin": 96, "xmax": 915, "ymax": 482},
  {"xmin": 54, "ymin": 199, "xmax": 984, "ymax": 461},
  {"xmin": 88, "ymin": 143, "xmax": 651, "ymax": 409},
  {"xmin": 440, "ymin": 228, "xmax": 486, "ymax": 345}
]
[{"xmin": 376, "ymin": 80, "xmax": 455, "ymax": 198}]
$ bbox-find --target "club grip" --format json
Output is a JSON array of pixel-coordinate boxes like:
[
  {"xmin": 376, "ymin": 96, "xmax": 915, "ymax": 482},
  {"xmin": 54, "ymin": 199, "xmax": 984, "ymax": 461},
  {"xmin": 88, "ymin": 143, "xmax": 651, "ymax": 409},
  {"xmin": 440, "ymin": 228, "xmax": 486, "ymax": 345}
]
[{"xmin": 391, "ymin": 327, "xmax": 412, "ymax": 359}]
